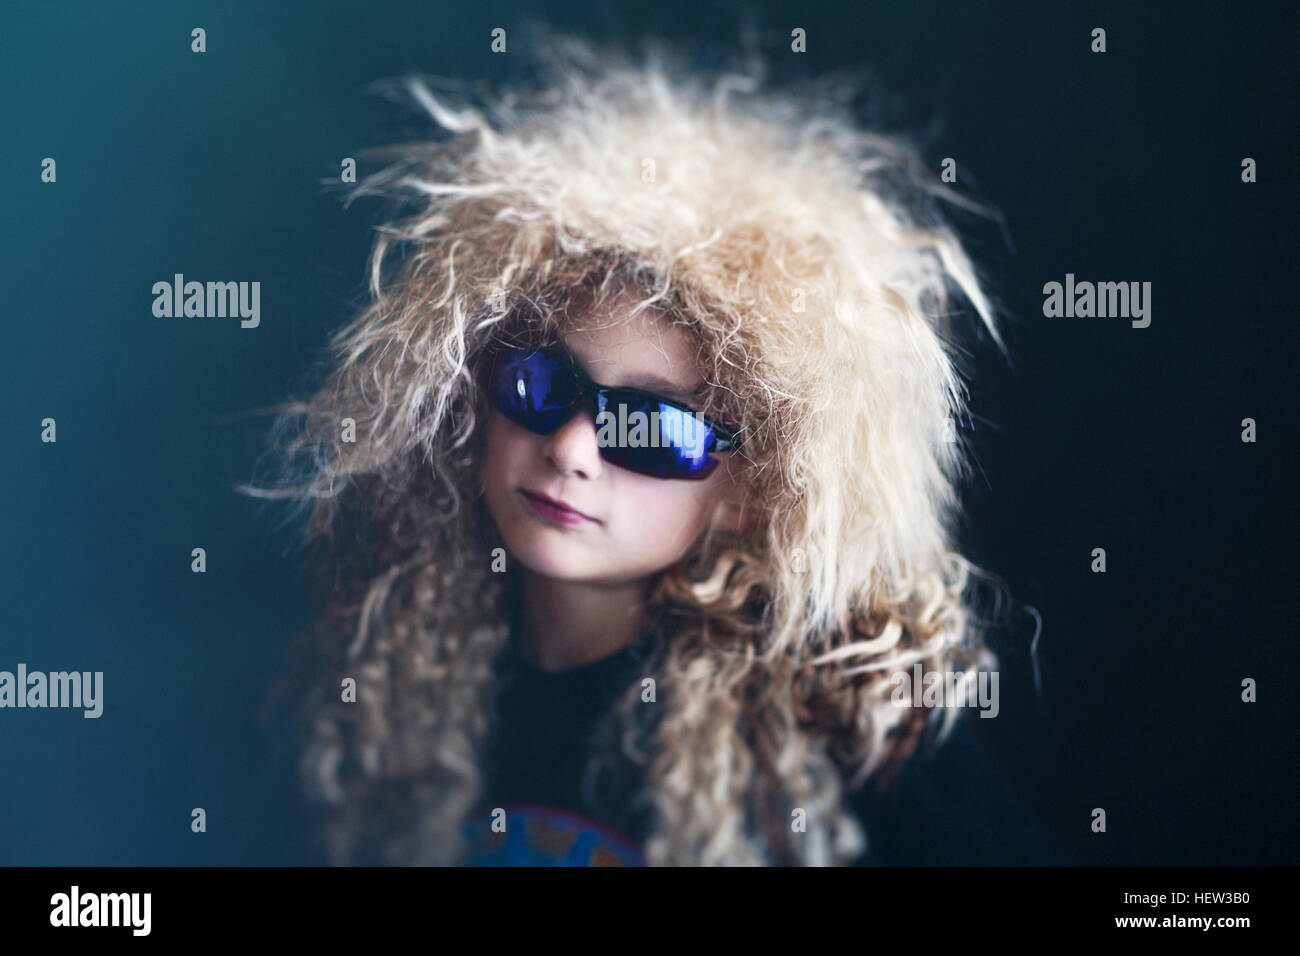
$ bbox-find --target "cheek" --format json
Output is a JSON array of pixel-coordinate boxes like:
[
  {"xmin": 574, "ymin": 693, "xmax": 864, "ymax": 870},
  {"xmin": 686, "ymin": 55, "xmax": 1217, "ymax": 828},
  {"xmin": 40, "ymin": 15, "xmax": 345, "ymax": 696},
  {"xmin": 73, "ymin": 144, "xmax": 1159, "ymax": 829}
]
[
  {"xmin": 613, "ymin": 477, "xmax": 718, "ymax": 551},
  {"xmin": 480, "ymin": 412, "xmax": 526, "ymax": 493},
  {"xmin": 483, "ymin": 410, "xmax": 524, "ymax": 462}
]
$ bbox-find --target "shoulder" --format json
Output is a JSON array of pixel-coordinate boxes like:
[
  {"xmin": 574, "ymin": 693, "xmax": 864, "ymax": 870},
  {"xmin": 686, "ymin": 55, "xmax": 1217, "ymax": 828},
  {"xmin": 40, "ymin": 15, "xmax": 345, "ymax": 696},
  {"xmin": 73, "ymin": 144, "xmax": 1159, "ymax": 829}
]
[{"xmin": 849, "ymin": 711, "xmax": 1072, "ymax": 866}]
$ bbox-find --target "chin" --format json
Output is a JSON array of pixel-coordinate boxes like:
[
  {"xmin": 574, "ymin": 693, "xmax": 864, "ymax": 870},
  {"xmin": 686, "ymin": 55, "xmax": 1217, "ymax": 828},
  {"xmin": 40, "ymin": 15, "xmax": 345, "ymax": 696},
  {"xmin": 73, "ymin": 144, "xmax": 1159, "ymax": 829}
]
[{"xmin": 502, "ymin": 530, "xmax": 594, "ymax": 580}]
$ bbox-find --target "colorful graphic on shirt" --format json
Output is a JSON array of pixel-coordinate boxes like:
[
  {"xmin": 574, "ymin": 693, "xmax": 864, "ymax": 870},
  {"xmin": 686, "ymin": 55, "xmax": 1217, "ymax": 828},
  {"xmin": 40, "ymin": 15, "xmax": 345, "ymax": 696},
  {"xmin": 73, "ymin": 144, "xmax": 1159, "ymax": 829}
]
[{"xmin": 464, "ymin": 803, "xmax": 645, "ymax": 866}]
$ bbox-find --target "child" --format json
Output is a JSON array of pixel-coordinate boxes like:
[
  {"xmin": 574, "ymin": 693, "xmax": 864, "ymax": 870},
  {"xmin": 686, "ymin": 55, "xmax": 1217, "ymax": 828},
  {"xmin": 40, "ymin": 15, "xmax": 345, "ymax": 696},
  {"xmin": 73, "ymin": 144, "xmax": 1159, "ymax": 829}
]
[{"xmin": 246, "ymin": 36, "xmax": 1036, "ymax": 866}]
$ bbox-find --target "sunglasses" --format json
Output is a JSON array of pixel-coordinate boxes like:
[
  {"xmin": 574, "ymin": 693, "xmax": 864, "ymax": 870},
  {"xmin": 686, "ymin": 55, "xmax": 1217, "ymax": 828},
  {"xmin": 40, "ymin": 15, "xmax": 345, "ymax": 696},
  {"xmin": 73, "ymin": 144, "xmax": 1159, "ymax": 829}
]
[{"xmin": 483, "ymin": 344, "xmax": 743, "ymax": 480}]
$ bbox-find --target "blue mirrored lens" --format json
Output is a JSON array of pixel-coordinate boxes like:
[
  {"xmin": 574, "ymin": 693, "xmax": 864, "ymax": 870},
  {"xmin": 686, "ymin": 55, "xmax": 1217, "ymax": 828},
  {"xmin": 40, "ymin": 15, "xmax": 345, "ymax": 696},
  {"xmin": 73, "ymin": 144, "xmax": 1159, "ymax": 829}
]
[
  {"xmin": 596, "ymin": 393, "xmax": 719, "ymax": 480},
  {"xmin": 490, "ymin": 350, "xmax": 577, "ymax": 433}
]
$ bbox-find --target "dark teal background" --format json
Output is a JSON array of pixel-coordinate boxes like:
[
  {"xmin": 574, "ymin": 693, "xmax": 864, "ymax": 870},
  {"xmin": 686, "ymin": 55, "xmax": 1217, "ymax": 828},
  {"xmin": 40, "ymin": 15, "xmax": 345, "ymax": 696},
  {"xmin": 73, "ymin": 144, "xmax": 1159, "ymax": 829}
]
[{"xmin": 1, "ymin": 0, "xmax": 1295, "ymax": 865}]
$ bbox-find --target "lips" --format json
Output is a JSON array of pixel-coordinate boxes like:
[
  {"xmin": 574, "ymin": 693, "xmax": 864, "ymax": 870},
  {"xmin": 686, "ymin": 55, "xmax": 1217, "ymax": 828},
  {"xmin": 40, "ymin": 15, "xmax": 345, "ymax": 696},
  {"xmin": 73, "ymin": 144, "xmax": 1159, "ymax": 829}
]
[{"xmin": 519, "ymin": 488, "xmax": 599, "ymax": 525}]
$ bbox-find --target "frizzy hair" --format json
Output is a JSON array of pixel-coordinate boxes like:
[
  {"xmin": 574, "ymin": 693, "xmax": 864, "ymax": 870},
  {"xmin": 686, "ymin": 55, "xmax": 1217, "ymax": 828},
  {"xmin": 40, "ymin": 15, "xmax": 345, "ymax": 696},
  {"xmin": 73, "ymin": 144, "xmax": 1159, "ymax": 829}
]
[{"xmin": 242, "ymin": 35, "xmax": 1009, "ymax": 866}]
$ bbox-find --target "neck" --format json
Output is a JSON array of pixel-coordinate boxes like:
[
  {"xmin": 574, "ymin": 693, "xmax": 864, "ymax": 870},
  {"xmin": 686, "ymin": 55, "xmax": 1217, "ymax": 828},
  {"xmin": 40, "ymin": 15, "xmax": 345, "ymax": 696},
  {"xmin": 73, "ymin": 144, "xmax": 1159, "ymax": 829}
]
[{"xmin": 518, "ymin": 568, "xmax": 650, "ymax": 672}]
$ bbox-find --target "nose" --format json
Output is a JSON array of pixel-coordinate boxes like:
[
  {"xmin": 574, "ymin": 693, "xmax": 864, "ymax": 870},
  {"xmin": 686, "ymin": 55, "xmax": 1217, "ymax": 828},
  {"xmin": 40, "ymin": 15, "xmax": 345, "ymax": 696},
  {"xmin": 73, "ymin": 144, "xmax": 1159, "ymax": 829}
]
[{"xmin": 541, "ymin": 407, "xmax": 604, "ymax": 480}]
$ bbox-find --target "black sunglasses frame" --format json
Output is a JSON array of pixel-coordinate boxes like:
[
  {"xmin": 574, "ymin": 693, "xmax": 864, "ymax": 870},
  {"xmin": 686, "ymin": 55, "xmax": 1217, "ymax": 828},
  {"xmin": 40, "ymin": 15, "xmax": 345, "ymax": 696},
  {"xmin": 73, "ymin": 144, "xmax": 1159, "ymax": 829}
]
[{"xmin": 482, "ymin": 343, "xmax": 745, "ymax": 465}]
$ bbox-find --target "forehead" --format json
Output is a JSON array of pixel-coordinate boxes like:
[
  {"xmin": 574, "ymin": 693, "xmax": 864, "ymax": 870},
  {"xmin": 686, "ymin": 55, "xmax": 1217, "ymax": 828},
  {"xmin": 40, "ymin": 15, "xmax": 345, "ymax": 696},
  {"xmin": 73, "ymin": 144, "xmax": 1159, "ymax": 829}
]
[{"xmin": 557, "ymin": 292, "xmax": 706, "ymax": 404}]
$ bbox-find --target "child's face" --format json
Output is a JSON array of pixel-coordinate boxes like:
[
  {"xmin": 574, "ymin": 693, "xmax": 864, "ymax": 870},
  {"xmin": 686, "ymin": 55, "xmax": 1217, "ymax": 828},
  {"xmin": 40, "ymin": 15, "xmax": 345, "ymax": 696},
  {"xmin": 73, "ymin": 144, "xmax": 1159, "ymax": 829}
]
[{"xmin": 479, "ymin": 295, "xmax": 751, "ymax": 585}]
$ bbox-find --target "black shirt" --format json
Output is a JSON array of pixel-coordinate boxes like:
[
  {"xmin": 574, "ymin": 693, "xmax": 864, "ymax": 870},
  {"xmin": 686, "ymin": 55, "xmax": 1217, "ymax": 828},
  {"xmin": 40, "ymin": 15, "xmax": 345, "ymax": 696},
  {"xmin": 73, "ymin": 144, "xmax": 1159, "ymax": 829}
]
[
  {"xmin": 855, "ymin": 712, "xmax": 1069, "ymax": 865},
  {"xmin": 465, "ymin": 631, "xmax": 657, "ymax": 865},
  {"xmin": 464, "ymin": 632, "xmax": 1069, "ymax": 866}
]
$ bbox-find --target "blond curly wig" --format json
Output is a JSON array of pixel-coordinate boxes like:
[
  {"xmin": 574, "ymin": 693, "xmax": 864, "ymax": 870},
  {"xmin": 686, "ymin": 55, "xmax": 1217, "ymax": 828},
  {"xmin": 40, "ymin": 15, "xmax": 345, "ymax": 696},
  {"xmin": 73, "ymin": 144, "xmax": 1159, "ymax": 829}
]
[{"xmin": 243, "ymin": 34, "xmax": 1007, "ymax": 866}]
